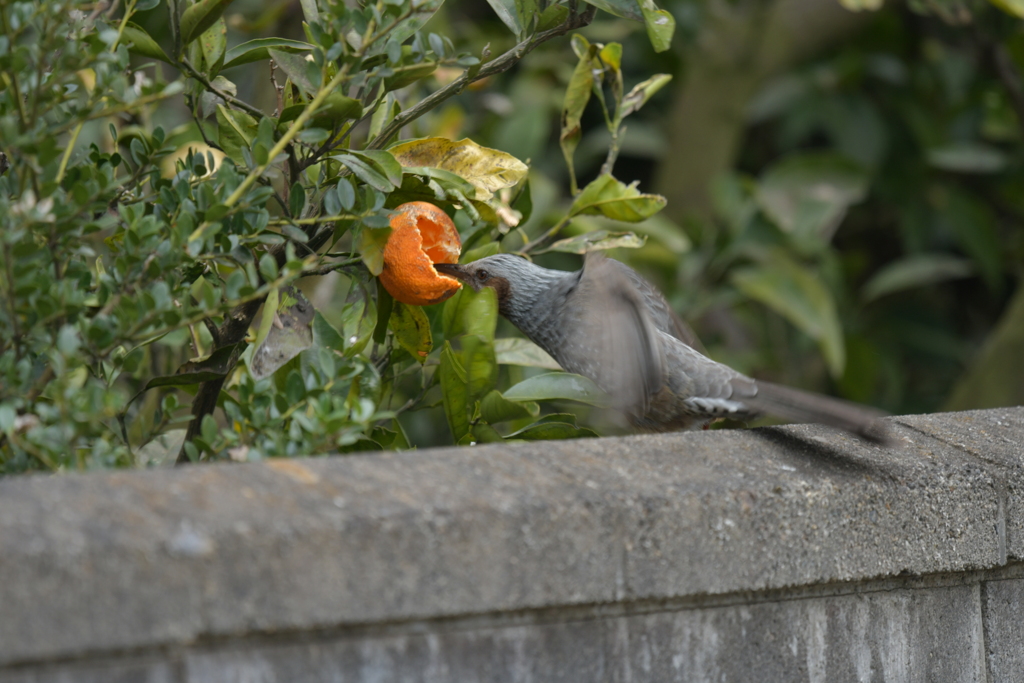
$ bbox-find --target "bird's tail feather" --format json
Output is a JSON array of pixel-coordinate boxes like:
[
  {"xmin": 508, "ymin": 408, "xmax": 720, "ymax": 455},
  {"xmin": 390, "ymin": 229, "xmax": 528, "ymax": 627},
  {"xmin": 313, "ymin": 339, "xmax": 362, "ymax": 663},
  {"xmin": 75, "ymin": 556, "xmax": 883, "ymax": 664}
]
[{"xmin": 745, "ymin": 380, "xmax": 891, "ymax": 444}]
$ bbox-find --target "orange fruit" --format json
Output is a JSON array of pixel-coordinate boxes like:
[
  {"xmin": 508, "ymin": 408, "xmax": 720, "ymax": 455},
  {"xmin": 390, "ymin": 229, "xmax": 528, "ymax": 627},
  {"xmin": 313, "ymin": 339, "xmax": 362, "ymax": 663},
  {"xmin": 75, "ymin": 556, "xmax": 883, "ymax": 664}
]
[{"xmin": 379, "ymin": 202, "xmax": 462, "ymax": 306}]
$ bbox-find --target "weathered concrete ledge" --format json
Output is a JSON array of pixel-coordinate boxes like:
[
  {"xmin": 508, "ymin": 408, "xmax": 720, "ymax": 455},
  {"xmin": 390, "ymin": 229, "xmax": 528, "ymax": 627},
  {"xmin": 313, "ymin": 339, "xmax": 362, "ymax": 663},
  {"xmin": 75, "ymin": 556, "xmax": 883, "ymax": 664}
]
[{"xmin": 0, "ymin": 407, "xmax": 1022, "ymax": 681}]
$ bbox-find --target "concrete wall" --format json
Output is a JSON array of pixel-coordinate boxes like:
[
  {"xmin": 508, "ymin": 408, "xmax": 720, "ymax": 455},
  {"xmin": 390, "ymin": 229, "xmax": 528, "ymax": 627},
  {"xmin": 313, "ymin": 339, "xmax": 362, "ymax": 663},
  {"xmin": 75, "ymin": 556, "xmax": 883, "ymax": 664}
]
[{"xmin": 0, "ymin": 407, "xmax": 1021, "ymax": 682}]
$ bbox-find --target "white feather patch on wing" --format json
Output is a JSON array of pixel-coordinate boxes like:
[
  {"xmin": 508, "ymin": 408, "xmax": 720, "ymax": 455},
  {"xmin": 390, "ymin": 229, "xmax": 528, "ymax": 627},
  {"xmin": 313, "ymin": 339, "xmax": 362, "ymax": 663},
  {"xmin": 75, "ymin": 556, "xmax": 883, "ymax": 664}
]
[{"xmin": 683, "ymin": 397, "xmax": 747, "ymax": 415}]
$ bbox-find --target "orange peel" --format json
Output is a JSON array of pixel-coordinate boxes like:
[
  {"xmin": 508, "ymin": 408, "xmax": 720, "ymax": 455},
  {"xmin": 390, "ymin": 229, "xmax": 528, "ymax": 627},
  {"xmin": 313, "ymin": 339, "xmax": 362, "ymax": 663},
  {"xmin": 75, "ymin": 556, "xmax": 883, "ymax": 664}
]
[{"xmin": 379, "ymin": 201, "xmax": 462, "ymax": 306}]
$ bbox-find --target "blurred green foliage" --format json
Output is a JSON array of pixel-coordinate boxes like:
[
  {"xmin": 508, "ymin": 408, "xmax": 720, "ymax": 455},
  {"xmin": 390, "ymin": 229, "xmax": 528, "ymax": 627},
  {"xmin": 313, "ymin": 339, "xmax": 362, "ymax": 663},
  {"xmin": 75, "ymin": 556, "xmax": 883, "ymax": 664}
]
[{"xmin": 1, "ymin": 0, "xmax": 1022, "ymax": 473}]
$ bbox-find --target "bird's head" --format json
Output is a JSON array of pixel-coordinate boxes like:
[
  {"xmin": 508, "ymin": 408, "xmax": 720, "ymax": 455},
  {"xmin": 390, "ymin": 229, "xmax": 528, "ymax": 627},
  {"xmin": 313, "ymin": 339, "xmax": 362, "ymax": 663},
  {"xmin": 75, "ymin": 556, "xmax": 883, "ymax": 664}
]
[{"xmin": 434, "ymin": 254, "xmax": 571, "ymax": 322}]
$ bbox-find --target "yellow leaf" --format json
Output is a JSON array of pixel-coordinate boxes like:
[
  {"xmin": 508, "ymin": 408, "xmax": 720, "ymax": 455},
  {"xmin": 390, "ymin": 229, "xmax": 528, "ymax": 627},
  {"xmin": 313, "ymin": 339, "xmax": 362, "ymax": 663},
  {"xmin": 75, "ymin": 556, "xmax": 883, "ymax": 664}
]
[
  {"xmin": 161, "ymin": 143, "xmax": 225, "ymax": 178},
  {"xmin": 836, "ymin": 0, "xmax": 883, "ymax": 10},
  {"xmin": 77, "ymin": 69, "xmax": 96, "ymax": 93},
  {"xmin": 989, "ymin": 0, "xmax": 1024, "ymax": 16},
  {"xmin": 389, "ymin": 137, "xmax": 528, "ymax": 200}
]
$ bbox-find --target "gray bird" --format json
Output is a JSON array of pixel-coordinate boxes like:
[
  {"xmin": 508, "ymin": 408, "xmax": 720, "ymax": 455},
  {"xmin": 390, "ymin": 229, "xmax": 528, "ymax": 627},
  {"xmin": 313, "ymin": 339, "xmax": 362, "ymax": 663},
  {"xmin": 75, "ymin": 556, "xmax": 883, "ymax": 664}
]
[{"xmin": 435, "ymin": 253, "xmax": 888, "ymax": 442}]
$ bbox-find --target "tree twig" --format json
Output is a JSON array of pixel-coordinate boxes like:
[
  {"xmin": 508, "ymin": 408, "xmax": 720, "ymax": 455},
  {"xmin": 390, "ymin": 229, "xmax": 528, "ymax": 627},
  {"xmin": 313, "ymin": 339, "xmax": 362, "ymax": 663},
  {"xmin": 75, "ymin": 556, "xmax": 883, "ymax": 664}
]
[
  {"xmin": 176, "ymin": 225, "xmax": 336, "ymax": 464},
  {"xmin": 365, "ymin": 6, "xmax": 597, "ymax": 151},
  {"xmin": 303, "ymin": 258, "xmax": 364, "ymax": 277},
  {"xmin": 174, "ymin": 5, "xmax": 596, "ymax": 464},
  {"xmin": 991, "ymin": 43, "xmax": 1024, "ymax": 130},
  {"xmin": 518, "ymin": 214, "xmax": 572, "ymax": 255},
  {"xmin": 178, "ymin": 56, "xmax": 266, "ymax": 121}
]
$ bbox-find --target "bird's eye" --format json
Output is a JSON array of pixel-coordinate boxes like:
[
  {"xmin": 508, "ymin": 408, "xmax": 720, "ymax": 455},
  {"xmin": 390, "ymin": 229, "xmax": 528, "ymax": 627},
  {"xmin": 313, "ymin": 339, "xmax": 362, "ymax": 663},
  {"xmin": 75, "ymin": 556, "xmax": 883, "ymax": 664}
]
[{"xmin": 476, "ymin": 269, "xmax": 490, "ymax": 281}]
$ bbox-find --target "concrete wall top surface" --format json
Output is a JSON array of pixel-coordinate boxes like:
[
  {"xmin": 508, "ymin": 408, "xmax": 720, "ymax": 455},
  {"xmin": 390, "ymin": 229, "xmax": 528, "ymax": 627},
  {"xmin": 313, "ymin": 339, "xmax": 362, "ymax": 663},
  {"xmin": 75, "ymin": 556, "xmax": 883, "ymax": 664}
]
[{"xmin": 0, "ymin": 407, "xmax": 1021, "ymax": 668}]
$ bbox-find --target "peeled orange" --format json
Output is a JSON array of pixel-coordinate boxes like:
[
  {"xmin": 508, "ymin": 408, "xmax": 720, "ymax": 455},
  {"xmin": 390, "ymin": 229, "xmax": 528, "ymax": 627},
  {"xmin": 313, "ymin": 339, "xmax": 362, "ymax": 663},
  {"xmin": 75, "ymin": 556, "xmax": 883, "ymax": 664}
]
[{"xmin": 379, "ymin": 202, "xmax": 462, "ymax": 306}]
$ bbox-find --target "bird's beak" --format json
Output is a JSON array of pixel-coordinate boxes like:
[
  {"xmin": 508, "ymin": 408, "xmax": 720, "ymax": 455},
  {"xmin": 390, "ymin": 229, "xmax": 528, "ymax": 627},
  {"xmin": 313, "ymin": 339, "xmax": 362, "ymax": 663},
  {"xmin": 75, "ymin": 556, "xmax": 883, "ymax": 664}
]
[{"xmin": 433, "ymin": 262, "xmax": 470, "ymax": 282}]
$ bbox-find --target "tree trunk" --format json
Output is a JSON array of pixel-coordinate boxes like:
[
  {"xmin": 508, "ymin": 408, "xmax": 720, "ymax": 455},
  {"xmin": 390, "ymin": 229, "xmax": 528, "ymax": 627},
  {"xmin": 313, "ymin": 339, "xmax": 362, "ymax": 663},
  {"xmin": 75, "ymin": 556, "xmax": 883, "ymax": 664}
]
[{"xmin": 655, "ymin": 0, "xmax": 871, "ymax": 220}]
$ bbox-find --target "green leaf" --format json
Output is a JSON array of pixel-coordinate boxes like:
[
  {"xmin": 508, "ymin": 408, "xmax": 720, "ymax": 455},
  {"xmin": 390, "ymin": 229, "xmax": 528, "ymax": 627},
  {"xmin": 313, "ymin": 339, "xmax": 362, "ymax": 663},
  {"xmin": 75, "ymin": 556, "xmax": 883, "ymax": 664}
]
[
  {"xmin": 461, "ymin": 334, "xmax": 497, "ymax": 400},
  {"xmin": 598, "ymin": 42, "xmax": 623, "ymax": 73},
  {"xmin": 389, "ymin": 302, "xmax": 432, "ymax": 362},
  {"xmin": 480, "ymin": 389, "xmax": 538, "ymax": 424},
  {"xmin": 356, "ymin": 226, "xmax": 392, "ymax": 276},
  {"xmin": 342, "ymin": 291, "xmax": 374, "ymax": 358},
  {"xmin": 334, "ymin": 154, "xmax": 395, "ymax": 192},
  {"xmin": 336, "ymin": 178, "xmax": 355, "ymax": 210},
  {"xmin": 258, "ymin": 251, "xmax": 279, "ymax": 281},
  {"xmin": 731, "ymin": 255, "xmax": 846, "ymax": 377},
  {"xmin": 356, "ymin": 150, "xmax": 403, "ymax": 189},
  {"xmin": 560, "ymin": 35, "xmax": 596, "ymax": 194},
  {"xmin": 216, "ymin": 104, "xmax": 258, "ymax": 165},
  {"xmin": 285, "ymin": 368, "xmax": 306, "ymax": 404},
  {"xmin": 836, "ymin": 0, "xmax": 884, "ymax": 10},
  {"xmin": 581, "ymin": 0, "xmax": 642, "ymax": 20},
  {"xmin": 862, "ymin": 254, "xmax": 974, "ymax": 302},
  {"xmin": 252, "ymin": 286, "xmax": 280, "ymax": 354},
  {"xmin": 137, "ymin": 430, "xmax": 187, "ymax": 467},
  {"xmin": 389, "ymin": 137, "xmax": 529, "ymax": 200},
  {"xmin": 298, "ymin": 0, "xmax": 319, "ymax": 23},
  {"xmin": 289, "ymin": 181, "xmax": 305, "ymax": 218},
  {"xmin": 383, "ymin": 61, "xmax": 438, "ymax": 91},
  {"xmin": 373, "ymin": 279, "xmax": 394, "ymax": 344},
  {"xmin": 503, "ymin": 372, "xmax": 610, "ymax": 407},
  {"xmin": 755, "ymin": 152, "xmax": 868, "ymax": 243},
  {"xmin": 619, "ymin": 214, "xmax": 691, "ymax": 254},
  {"xmin": 400, "ymin": 166, "xmax": 479, "ymax": 199},
  {"xmin": 711, "ymin": 171, "xmax": 757, "ymax": 235},
  {"xmin": 120, "ymin": 22, "xmax": 171, "ymax": 64},
  {"xmin": 268, "ymin": 48, "xmax": 318, "ymax": 96},
  {"xmin": 280, "ymin": 223, "xmax": 308, "ymax": 243},
  {"xmin": 621, "ymin": 74, "xmax": 672, "ymax": 117},
  {"xmin": 487, "ymin": 0, "xmax": 526, "ymax": 36},
  {"xmin": 279, "ymin": 93, "xmax": 364, "ymax": 127},
  {"xmin": 569, "ymin": 174, "xmax": 667, "ymax": 222},
  {"xmin": 440, "ymin": 342, "xmax": 470, "ymax": 442},
  {"xmin": 366, "ymin": 0, "xmax": 444, "ymax": 55},
  {"xmin": 199, "ymin": 17, "xmax": 227, "ymax": 73},
  {"xmin": 250, "ymin": 286, "xmax": 315, "ymax": 380},
  {"xmin": 441, "ymin": 287, "xmax": 498, "ymax": 403},
  {"xmin": 927, "ymin": 143, "xmax": 1008, "ymax": 174},
  {"xmin": 639, "ymin": 0, "xmax": 675, "ymax": 53},
  {"xmin": 936, "ymin": 189, "xmax": 1003, "ymax": 291},
  {"xmin": 512, "ymin": 178, "xmax": 533, "ymax": 225},
  {"xmin": 471, "ymin": 422, "xmax": 506, "ymax": 444},
  {"xmin": 201, "ymin": 414, "xmax": 219, "ymax": 444},
  {"xmin": 0, "ymin": 406, "xmax": 15, "ymax": 434},
  {"xmin": 181, "ymin": 0, "xmax": 237, "ymax": 45},
  {"xmin": 461, "ymin": 242, "xmax": 501, "ymax": 263},
  {"xmin": 537, "ymin": 2, "xmax": 569, "ymax": 30},
  {"xmin": 494, "ymin": 337, "xmax": 561, "ymax": 370},
  {"xmin": 312, "ymin": 311, "xmax": 345, "ymax": 351},
  {"xmin": 442, "ymin": 285, "xmax": 498, "ymax": 340},
  {"xmin": 546, "ymin": 229, "xmax": 646, "ymax": 254},
  {"xmin": 223, "ymin": 38, "xmax": 313, "ymax": 70},
  {"xmin": 506, "ymin": 416, "xmax": 598, "ymax": 440}
]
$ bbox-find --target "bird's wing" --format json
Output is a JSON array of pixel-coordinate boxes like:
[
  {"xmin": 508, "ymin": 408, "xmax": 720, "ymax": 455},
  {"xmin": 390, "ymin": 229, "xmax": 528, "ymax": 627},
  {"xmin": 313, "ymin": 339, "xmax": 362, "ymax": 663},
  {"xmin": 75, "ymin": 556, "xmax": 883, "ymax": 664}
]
[
  {"xmin": 613, "ymin": 260, "xmax": 708, "ymax": 355},
  {"xmin": 560, "ymin": 253, "xmax": 664, "ymax": 418}
]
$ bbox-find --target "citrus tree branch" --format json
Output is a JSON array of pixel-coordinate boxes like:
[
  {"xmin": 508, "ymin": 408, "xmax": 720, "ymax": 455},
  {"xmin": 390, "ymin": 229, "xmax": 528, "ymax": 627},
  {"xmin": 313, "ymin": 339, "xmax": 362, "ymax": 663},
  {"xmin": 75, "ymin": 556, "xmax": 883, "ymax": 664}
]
[{"xmin": 365, "ymin": 6, "xmax": 597, "ymax": 151}]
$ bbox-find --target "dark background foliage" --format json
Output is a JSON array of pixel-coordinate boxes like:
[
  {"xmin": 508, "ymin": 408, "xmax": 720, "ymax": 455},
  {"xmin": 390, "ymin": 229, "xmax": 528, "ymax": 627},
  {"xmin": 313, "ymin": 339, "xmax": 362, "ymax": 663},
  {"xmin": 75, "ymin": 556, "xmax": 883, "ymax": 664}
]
[{"xmin": 1, "ymin": 0, "xmax": 1021, "ymax": 472}]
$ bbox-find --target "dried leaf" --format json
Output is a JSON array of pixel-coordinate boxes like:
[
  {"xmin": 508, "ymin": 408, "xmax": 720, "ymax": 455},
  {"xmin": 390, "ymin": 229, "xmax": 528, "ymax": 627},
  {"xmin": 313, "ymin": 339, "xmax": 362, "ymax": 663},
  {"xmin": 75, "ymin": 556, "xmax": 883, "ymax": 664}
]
[
  {"xmin": 250, "ymin": 286, "xmax": 315, "ymax": 380},
  {"xmin": 389, "ymin": 137, "xmax": 528, "ymax": 200}
]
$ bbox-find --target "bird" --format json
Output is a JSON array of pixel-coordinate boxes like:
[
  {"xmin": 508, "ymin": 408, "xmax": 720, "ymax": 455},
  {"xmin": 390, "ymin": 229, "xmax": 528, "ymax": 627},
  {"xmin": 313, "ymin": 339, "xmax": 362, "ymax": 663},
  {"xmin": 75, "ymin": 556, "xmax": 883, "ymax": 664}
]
[{"xmin": 434, "ymin": 253, "xmax": 889, "ymax": 442}]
